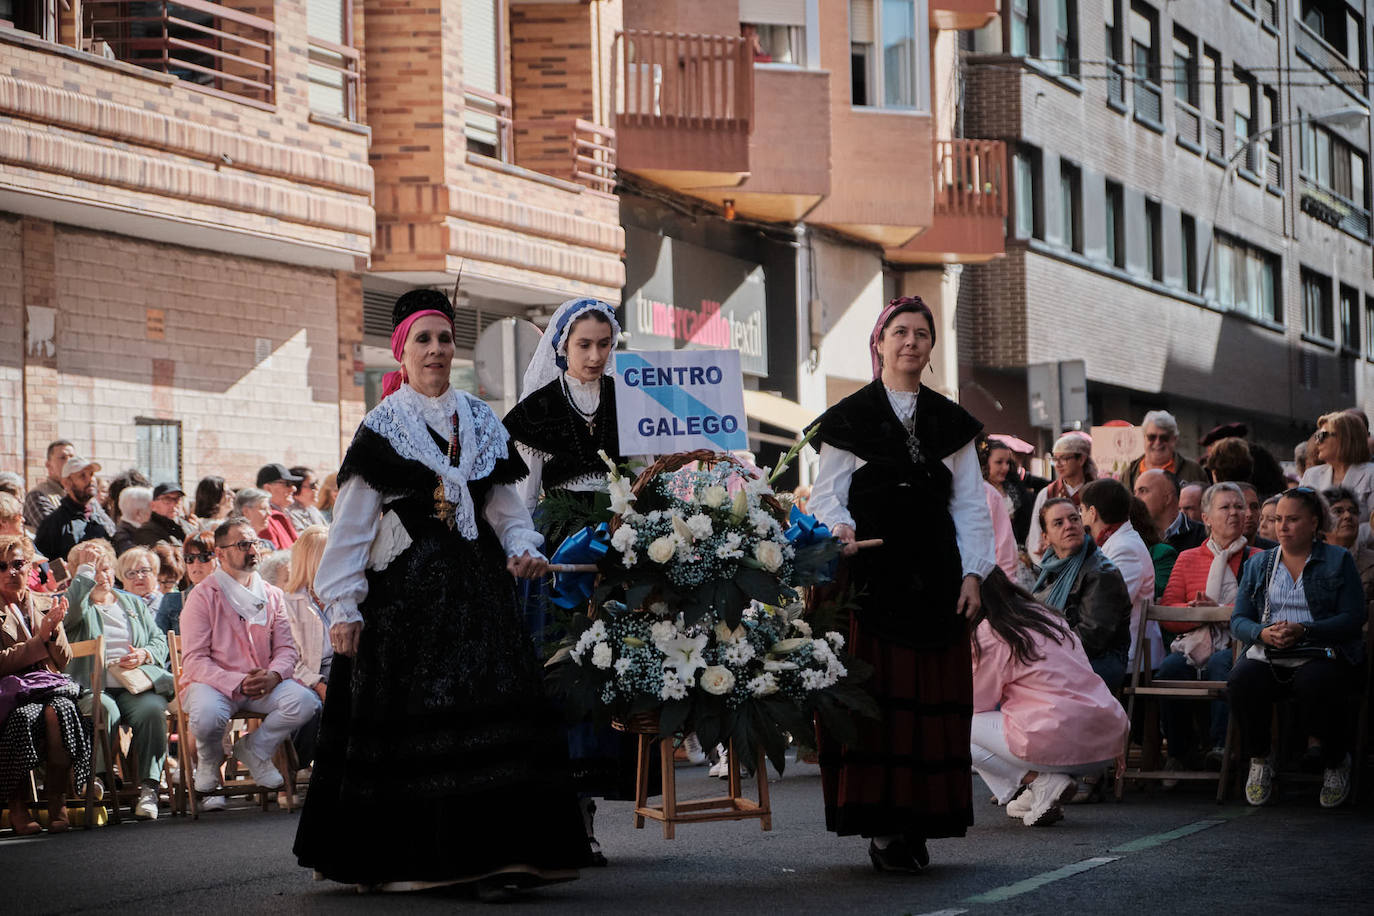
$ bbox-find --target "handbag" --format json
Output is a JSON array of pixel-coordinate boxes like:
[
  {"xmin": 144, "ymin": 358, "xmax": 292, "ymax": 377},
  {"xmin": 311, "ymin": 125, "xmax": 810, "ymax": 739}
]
[
  {"xmin": 106, "ymin": 662, "xmax": 153, "ymax": 695},
  {"xmin": 1242, "ymin": 549, "xmax": 1328, "ymax": 668},
  {"xmin": 1170, "ymin": 626, "xmax": 1214, "ymax": 669}
]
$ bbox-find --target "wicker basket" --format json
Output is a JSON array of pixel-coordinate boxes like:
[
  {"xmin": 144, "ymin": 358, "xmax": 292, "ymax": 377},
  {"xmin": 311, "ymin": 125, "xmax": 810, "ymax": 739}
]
[
  {"xmin": 608, "ymin": 450, "xmax": 785, "ymax": 537},
  {"xmin": 612, "ymin": 711, "xmax": 662, "ymax": 734}
]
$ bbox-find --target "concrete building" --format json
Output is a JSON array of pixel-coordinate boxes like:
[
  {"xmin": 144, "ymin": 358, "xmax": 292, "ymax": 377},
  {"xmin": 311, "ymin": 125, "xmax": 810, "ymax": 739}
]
[
  {"xmin": 960, "ymin": 0, "xmax": 1374, "ymax": 461},
  {"xmin": 614, "ymin": 0, "xmax": 1006, "ymax": 480}
]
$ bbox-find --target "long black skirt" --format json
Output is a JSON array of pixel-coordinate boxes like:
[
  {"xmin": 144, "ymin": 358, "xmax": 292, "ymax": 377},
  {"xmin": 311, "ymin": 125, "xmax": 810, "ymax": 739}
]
[{"xmin": 293, "ymin": 528, "xmax": 593, "ymax": 885}]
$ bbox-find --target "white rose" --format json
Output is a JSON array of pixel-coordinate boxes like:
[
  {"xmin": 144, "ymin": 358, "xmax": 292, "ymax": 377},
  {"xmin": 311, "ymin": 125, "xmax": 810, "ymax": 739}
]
[
  {"xmin": 792, "ymin": 619, "xmax": 812, "ymax": 638},
  {"xmin": 826, "ymin": 631, "xmax": 845, "ymax": 651},
  {"xmin": 699, "ymin": 665, "xmax": 737, "ymax": 696},
  {"xmin": 686, "ymin": 513, "xmax": 713, "ymax": 540},
  {"xmin": 754, "ymin": 540, "xmax": 784, "ymax": 573},
  {"xmin": 611, "ymin": 525, "xmax": 638, "ymax": 552},
  {"xmin": 647, "ymin": 536, "xmax": 676, "ymax": 564},
  {"xmin": 591, "ymin": 642, "xmax": 613, "ymax": 669},
  {"xmin": 700, "ymin": 485, "xmax": 728, "ymax": 508},
  {"xmin": 608, "ymin": 477, "xmax": 636, "ymax": 515}
]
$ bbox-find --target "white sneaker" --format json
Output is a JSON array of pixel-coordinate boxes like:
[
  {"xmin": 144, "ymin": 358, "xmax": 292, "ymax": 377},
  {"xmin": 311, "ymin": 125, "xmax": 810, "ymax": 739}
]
[
  {"xmin": 193, "ymin": 757, "xmax": 223, "ymax": 793},
  {"xmin": 682, "ymin": 733, "xmax": 707, "ymax": 766},
  {"xmin": 1245, "ymin": 758, "xmax": 1274, "ymax": 807},
  {"xmin": 708, "ymin": 747, "xmax": 729, "ymax": 779},
  {"xmin": 199, "ymin": 795, "xmax": 227, "ymax": 812},
  {"xmin": 1022, "ymin": 773, "xmax": 1075, "ymax": 827},
  {"xmin": 233, "ymin": 737, "xmax": 284, "ymax": 789},
  {"xmin": 1006, "ymin": 789, "xmax": 1033, "ymax": 818},
  {"xmin": 1320, "ymin": 755, "xmax": 1352, "ymax": 809},
  {"xmin": 135, "ymin": 785, "xmax": 159, "ymax": 820}
]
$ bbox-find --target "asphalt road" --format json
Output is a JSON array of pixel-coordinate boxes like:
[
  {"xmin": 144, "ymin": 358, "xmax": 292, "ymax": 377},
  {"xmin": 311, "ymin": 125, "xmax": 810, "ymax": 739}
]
[{"xmin": 4, "ymin": 756, "xmax": 1371, "ymax": 915}]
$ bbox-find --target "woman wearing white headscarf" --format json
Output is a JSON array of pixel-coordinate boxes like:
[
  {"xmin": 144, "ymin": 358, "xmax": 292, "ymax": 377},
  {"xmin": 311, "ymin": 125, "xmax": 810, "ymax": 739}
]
[
  {"xmin": 502, "ymin": 297, "xmax": 641, "ymax": 865},
  {"xmin": 1026, "ymin": 432, "xmax": 1098, "ymax": 561}
]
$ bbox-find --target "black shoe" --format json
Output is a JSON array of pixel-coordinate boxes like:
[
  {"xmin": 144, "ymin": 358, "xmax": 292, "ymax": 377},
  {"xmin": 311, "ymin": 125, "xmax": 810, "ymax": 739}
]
[
  {"xmin": 868, "ymin": 839, "xmax": 927, "ymax": 874},
  {"xmin": 588, "ymin": 837, "xmax": 608, "ymax": 868}
]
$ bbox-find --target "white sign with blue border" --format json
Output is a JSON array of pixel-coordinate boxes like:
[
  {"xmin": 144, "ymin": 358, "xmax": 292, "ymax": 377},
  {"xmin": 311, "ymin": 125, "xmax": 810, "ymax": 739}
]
[{"xmin": 615, "ymin": 349, "xmax": 747, "ymax": 454}]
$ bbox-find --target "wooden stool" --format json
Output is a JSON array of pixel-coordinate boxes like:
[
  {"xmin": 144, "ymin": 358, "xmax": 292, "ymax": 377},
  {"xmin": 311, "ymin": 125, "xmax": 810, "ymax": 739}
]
[{"xmin": 630, "ymin": 735, "xmax": 772, "ymax": 839}]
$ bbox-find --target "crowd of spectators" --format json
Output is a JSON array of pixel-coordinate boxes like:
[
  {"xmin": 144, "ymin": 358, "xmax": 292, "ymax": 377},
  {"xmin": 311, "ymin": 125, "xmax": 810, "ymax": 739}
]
[{"xmin": 1, "ymin": 445, "xmax": 338, "ymax": 830}]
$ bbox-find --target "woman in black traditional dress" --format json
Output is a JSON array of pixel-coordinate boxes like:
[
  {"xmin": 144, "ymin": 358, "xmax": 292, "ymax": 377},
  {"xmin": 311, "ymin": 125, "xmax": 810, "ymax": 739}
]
[
  {"xmin": 502, "ymin": 297, "xmax": 648, "ymax": 864},
  {"xmin": 293, "ymin": 290, "xmax": 592, "ymax": 895},
  {"xmin": 809, "ymin": 296, "xmax": 995, "ymax": 873}
]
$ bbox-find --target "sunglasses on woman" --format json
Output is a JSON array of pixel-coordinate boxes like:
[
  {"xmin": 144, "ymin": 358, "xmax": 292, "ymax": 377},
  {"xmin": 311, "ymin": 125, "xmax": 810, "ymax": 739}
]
[{"xmin": 184, "ymin": 553, "xmax": 213, "ymax": 563}]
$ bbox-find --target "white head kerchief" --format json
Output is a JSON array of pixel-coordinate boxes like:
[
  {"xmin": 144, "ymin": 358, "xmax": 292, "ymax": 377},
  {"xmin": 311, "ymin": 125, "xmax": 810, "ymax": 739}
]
[
  {"xmin": 519, "ymin": 298, "xmax": 621, "ymax": 404},
  {"xmin": 362, "ymin": 383, "xmax": 509, "ymax": 539}
]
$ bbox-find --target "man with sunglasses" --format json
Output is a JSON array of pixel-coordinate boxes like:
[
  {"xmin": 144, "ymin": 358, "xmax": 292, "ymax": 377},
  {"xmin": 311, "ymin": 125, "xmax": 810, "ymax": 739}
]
[
  {"xmin": 135, "ymin": 482, "xmax": 193, "ymax": 549},
  {"xmin": 1122, "ymin": 410, "xmax": 1209, "ymax": 493},
  {"xmin": 178, "ymin": 517, "xmax": 318, "ymax": 796}
]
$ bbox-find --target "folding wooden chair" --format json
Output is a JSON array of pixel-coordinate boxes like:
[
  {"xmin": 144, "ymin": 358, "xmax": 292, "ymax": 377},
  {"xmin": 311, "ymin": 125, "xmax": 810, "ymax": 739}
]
[
  {"xmin": 167, "ymin": 632, "xmax": 297, "ymax": 819},
  {"xmin": 65, "ymin": 636, "xmax": 113, "ymax": 828},
  {"xmin": 1117, "ymin": 604, "xmax": 1236, "ymax": 802}
]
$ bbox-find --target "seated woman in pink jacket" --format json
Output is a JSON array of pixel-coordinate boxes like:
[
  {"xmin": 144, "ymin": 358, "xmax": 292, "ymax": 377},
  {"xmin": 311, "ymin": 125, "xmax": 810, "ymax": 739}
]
[{"xmin": 971, "ymin": 569, "xmax": 1130, "ymax": 827}]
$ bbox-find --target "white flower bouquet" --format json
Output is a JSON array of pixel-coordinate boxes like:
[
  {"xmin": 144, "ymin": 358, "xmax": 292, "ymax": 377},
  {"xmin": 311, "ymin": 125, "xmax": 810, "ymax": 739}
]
[{"xmin": 548, "ymin": 449, "xmax": 875, "ymax": 773}]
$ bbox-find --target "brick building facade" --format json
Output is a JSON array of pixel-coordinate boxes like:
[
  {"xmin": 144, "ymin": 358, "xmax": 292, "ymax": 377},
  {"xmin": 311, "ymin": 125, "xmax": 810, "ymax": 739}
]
[{"xmin": 959, "ymin": 0, "xmax": 1374, "ymax": 459}]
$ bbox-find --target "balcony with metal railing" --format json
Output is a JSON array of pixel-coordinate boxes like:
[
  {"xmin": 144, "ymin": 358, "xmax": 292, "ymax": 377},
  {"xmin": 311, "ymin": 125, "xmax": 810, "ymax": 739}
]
[
  {"xmin": 891, "ymin": 139, "xmax": 1008, "ymax": 264},
  {"xmin": 613, "ymin": 29, "xmax": 754, "ymax": 188},
  {"xmin": 1294, "ymin": 19, "xmax": 1368, "ymax": 99}
]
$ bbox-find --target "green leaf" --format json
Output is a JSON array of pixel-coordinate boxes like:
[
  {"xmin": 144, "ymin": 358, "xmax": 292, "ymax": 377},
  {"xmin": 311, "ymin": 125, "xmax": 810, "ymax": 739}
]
[
  {"xmin": 658, "ymin": 697, "xmax": 691, "ymax": 739},
  {"xmin": 735, "ymin": 566, "xmax": 784, "ymax": 605},
  {"xmin": 625, "ymin": 581, "xmax": 656, "ymax": 612}
]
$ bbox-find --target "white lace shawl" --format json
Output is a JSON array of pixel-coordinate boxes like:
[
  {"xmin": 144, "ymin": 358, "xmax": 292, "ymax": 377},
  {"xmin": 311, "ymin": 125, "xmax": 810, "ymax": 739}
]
[{"xmin": 362, "ymin": 384, "xmax": 510, "ymax": 540}]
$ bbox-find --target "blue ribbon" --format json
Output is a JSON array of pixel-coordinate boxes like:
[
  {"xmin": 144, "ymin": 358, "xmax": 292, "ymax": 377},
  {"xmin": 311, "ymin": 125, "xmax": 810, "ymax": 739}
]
[
  {"xmin": 785, "ymin": 505, "xmax": 831, "ymax": 546},
  {"xmin": 550, "ymin": 523, "xmax": 610, "ymax": 609}
]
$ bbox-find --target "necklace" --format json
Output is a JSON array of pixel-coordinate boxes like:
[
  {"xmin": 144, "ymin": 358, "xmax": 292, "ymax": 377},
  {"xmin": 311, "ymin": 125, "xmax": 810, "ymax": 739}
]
[
  {"xmin": 562, "ymin": 375, "xmax": 598, "ymax": 435},
  {"xmin": 433, "ymin": 411, "xmax": 459, "ymax": 529}
]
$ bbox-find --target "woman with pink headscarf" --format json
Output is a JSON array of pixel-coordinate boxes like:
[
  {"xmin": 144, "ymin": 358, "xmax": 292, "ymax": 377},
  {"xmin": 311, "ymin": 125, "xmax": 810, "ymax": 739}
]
[
  {"xmin": 808, "ymin": 296, "xmax": 995, "ymax": 874},
  {"xmin": 294, "ymin": 290, "xmax": 594, "ymax": 896}
]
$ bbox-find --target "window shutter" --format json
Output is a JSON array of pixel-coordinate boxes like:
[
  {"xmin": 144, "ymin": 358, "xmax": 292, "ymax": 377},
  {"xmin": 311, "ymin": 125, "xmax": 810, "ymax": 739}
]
[
  {"xmin": 849, "ymin": 0, "xmax": 874, "ymax": 43},
  {"xmin": 740, "ymin": 0, "xmax": 806, "ymax": 27},
  {"xmin": 307, "ymin": 0, "xmax": 344, "ymax": 43}
]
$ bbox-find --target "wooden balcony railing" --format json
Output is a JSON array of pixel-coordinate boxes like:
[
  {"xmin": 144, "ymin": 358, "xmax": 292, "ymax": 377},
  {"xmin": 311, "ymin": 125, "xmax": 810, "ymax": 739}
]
[
  {"xmin": 571, "ymin": 119, "xmax": 616, "ymax": 194},
  {"xmin": 932, "ymin": 139, "xmax": 1006, "ymax": 218},
  {"xmin": 83, "ymin": 0, "xmax": 275, "ymax": 107},
  {"xmin": 615, "ymin": 29, "xmax": 753, "ymax": 129},
  {"xmin": 464, "ymin": 85, "xmax": 514, "ymax": 161},
  {"xmin": 1295, "ymin": 19, "xmax": 1367, "ymax": 98},
  {"xmin": 307, "ymin": 37, "xmax": 360, "ymax": 122}
]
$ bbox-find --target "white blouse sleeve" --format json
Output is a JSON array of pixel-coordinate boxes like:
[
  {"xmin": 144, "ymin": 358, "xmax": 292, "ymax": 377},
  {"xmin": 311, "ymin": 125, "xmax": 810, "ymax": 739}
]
[
  {"xmin": 313, "ymin": 477, "xmax": 381, "ymax": 628},
  {"xmin": 1026, "ymin": 486, "xmax": 1050, "ymax": 561},
  {"xmin": 515, "ymin": 443, "xmax": 544, "ymax": 513},
  {"xmin": 944, "ymin": 440, "xmax": 997, "ymax": 580},
  {"xmin": 484, "ymin": 483, "xmax": 546, "ymax": 559},
  {"xmin": 809, "ymin": 443, "xmax": 862, "ymax": 531}
]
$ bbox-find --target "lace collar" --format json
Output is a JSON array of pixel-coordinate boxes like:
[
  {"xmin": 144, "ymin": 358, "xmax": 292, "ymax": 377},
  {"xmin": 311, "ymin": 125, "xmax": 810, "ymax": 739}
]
[
  {"xmin": 563, "ymin": 373, "xmax": 602, "ymax": 415},
  {"xmin": 362, "ymin": 383, "xmax": 509, "ymax": 539},
  {"xmin": 883, "ymin": 384, "xmax": 920, "ymax": 423}
]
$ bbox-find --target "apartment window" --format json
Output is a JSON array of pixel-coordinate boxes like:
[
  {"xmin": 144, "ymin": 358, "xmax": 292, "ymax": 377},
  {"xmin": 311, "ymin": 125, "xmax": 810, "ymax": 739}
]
[
  {"xmin": 742, "ymin": 1, "xmax": 807, "ymax": 65},
  {"xmin": 1301, "ymin": 118, "xmax": 1370, "ymax": 211},
  {"xmin": 1301, "ymin": 1, "xmax": 1365, "ymax": 70},
  {"xmin": 1232, "ymin": 67, "xmax": 1257, "ymax": 159},
  {"xmin": 849, "ymin": 0, "xmax": 925, "ymax": 109},
  {"xmin": 1013, "ymin": 147, "xmax": 1042, "ymax": 240},
  {"xmin": 1010, "ymin": 0, "xmax": 1037, "ymax": 57},
  {"xmin": 1302, "ymin": 268, "xmax": 1335, "ymax": 340},
  {"xmin": 1172, "ymin": 27, "xmax": 1197, "ymax": 104},
  {"xmin": 1180, "ymin": 213, "xmax": 1197, "ymax": 293},
  {"xmin": 1201, "ymin": 46, "xmax": 1223, "ymax": 123},
  {"xmin": 1365, "ymin": 295, "xmax": 1374, "ymax": 357},
  {"xmin": 1105, "ymin": 180, "xmax": 1125, "ymax": 267},
  {"xmin": 1340, "ymin": 284, "xmax": 1360, "ymax": 350},
  {"xmin": 1130, "ymin": 4, "xmax": 1161, "ymax": 123},
  {"xmin": 136, "ymin": 419, "xmax": 182, "ymax": 489},
  {"xmin": 1143, "ymin": 199, "xmax": 1162, "ymax": 280},
  {"xmin": 1059, "ymin": 162, "xmax": 1082, "ymax": 252},
  {"xmin": 462, "ymin": 0, "xmax": 505, "ymax": 157},
  {"xmin": 1263, "ymin": 86, "xmax": 1282, "ymax": 186},
  {"xmin": 1215, "ymin": 233, "xmax": 1280, "ymax": 323},
  {"xmin": 307, "ymin": 0, "xmax": 357, "ymax": 120},
  {"xmin": 1053, "ymin": 0, "xmax": 1079, "ymax": 76},
  {"xmin": 1105, "ymin": 0, "xmax": 1124, "ymax": 105},
  {"xmin": 0, "ymin": 0, "xmax": 52, "ymax": 38}
]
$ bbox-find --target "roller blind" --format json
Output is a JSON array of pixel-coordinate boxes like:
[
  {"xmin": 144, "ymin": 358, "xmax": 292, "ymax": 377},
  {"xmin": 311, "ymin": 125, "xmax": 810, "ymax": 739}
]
[
  {"xmin": 740, "ymin": 0, "xmax": 806, "ymax": 26},
  {"xmin": 850, "ymin": 0, "xmax": 874, "ymax": 43},
  {"xmin": 306, "ymin": 0, "xmax": 343, "ymax": 42}
]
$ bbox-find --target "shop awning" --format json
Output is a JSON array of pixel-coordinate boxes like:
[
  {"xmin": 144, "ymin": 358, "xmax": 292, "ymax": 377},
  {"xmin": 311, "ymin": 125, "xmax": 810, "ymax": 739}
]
[{"xmin": 743, "ymin": 390, "xmax": 816, "ymax": 437}]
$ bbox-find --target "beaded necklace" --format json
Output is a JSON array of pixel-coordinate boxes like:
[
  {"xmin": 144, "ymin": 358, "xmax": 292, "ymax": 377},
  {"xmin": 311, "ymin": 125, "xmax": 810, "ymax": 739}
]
[{"xmin": 562, "ymin": 375, "xmax": 598, "ymax": 435}]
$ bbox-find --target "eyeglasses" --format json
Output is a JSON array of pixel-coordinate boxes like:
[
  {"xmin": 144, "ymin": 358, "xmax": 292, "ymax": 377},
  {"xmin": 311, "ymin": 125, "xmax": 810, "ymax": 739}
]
[
  {"xmin": 1314, "ymin": 430, "xmax": 1333, "ymax": 442},
  {"xmin": 2, "ymin": 559, "xmax": 27, "ymax": 573},
  {"xmin": 124, "ymin": 567, "xmax": 157, "ymax": 578},
  {"xmin": 301, "ymin": 481, "xmax": 318, "ymax": 490},
  {"xmin": 1051, "ymin": 453, "xmax": 1083, "ymax": 462},
  {"xmin": 220, "ymin": 540, "xmax": 259, "ymax": 552},
  {"xmin": 185, "ymin": 553, "xmax": 213, "ymax": 564},
  {"xmin": 1144, "ymin": 433, "xmax": 1173, "ymax": 443}
]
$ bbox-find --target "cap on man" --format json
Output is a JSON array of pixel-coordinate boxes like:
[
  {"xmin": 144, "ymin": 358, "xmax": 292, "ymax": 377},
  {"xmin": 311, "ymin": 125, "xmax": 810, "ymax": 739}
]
[
  {"xmin": 1122, "ymin": 411, "xmax": 1209, "ymax": 492},
  {"xmin": 135, "ymin": 482, "xmax": 192, "ymax": 549},
  {"xmin": 33, "ymin": 456, "xmax": 115, "ymax": 562}
]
